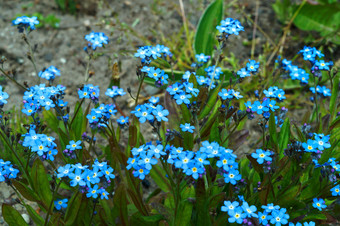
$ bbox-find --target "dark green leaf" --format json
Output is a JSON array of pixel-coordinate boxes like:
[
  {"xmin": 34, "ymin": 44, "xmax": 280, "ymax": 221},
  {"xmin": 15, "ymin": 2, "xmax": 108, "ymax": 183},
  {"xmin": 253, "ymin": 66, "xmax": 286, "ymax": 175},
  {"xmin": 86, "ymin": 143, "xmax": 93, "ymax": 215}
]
[
  {"xmin": 113, "ymin": 184, "xmax": 128, "ymax": 225},
  {"xmin": 64, "ymin": 191, "xmax": 83, "ymax": 225},
  {"xmin": 198, "ymin": 82, "xmax": 222, "ymax": 120},
  {"xmin": 32, "ymin": 159, "xmax": 52, "ymax": 208},
  {"xmin": 149, "ymin": 165, "xmax": 171, "ymax": 192},
  {"xmin": 330, "ymin": 74, "xmax": 339, "ymax": 119},
  {"xmin": 194, "ymin": 0, "xmax": 223, "ymax": 55},
  {"xmin": 278, "ymin": 118, "xmax": 290, "ymax": 159},
  {"xmin": 2, "ymin": 204, "xmax": 27, "ymax": 226},
  {"xmin": 12, "ymin": 181, "xmax": 39, "ymax": 202}
]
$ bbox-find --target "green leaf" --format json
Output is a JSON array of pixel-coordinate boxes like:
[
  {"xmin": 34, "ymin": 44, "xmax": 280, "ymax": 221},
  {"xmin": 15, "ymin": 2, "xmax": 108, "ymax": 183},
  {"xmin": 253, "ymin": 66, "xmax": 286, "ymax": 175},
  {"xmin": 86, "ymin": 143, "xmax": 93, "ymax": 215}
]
[
  {"xmin": 198, "ymin": 82, "xmax": 222, "ymax": 120},
  {"xmin": 278, "ymin": 118, "xmax": 290, "ymax": 159},
  {"xmin": 293, "ymin": 3, "xmax": 340, "ymax": 36},
  {"xmin": 43, "ymin": 110, "xmax": 59, "ymax": 132},
  {"xmin": 113, "ymin": 184, "xmax": 128, "ymax": 225},
  {"xmin": 131, "ymin": 212, "xmax": 164, "ymax": 225},
  {"xmin": 149, "ymin": 165, "xmax": 171, "ymax": 192},
  {"xmin": 64, "ymin": 191, "xmax": 83, "ymax": 225},
  {"xmin": 194, "ymin": 0, "xmax": 223, "ymax": 55},
  {"xmin": 330, "ymin": 74, "xmax": 339, "ymax": 120},
  {"xmin": 71, "ymin": 101, "xmax": 84, "ymax": 140},
  {"xmin": 269, "ymin": 113, "xmax": 278, "ymax": 146},
  {"xmin": 26, "ymin": 205, "xmax": 44, "ymax": 225},
  {"xmin": 2, "ymin": 204, "xmax": 27, "ymax": 226},
  {"xmin": 12, "ymin": 181, "xmax": 39, "ymax": 202},
  {"xmin": 32, "ymin": 159, "xmax": 52, "ymax": 207}
]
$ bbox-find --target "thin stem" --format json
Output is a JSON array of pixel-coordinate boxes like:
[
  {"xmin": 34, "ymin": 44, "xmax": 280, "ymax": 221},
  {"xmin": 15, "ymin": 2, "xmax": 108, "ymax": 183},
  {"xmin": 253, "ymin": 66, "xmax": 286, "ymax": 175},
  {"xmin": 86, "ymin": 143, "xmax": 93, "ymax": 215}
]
[
  {"xmin": 84, "ymin": 55, "xmax": 91, "ymax": 82},
  {"xmin": 0, "ymin": 68, "xmax": 28, "ymax": 91},
  {"xmin": 89, "ymin": 200, "xmax": 98, "ymax": 226},
  {"xmin": 24, "ymin": 33, "xmax": 39, "ymax": 82},
  {"xmin": 44, "ymin": 180, "xmax": 62, "ymax": 226},
  {"xmin": 208, "ymin": 48, "xmax": 222, "ymax": 91},
  {"xmin": 251, "ymin": 0, "xmax": 259, "ymax": 59},
  {"xmin": 313, "ymin": 76, "xmax": 320, "ymax": 126}
]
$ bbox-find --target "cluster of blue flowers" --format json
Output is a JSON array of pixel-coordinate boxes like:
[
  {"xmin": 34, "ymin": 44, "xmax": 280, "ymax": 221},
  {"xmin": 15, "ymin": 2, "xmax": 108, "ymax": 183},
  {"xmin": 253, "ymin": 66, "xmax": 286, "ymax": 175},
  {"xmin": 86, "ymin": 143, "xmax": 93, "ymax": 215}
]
[
  {"xmin": 221, "ymin": 200, "xmax": 292, "ymax": 225},
  {"xmin": 22, "ymin": 84, "xmax": 66, "ymax": 115},
  {"xmin": 216, "ymin": 18, "xmax": 244, "ymax": 36},
  {"xmin": 302, "ymin": 133, "xmax": 331, "ymax": 154},
  {"xmin": 38, "ymin": 66, "xmax": 61, "ymax": 81},
  {"xmin": 218, "ymin": 88, "xmax": 243, "ymax": 100},
  {"xmin": 78, "ymin": 84, "xmax": 100, "ymax": 104},
  {"xmin": 135, "ymin": 45, "xmax": 171, "ymax": 64},
  {"xmin": 0, "ymin": 86, "xmax": 9, "ymax": 106},
  {"xmin": 245, "ymin": 98, "xmax": 280, "ymax": 118},
  {"xmin": 263, "ymin": 86, "xmax": 286, "ymax": 101},
  {"xmin": 310, "ymin": 85, "xmax": 331, "ymax": 97},
  {"xmin": 86, "ymin": 104, "xmax": 117, "ymax": 128},
  {"xmin": 0, "ymin": 159, "xmax": 20, "ymax": 182},
  {"xmin": 237, "ymin": 60, "xmax": 260, "ymax": 78},
  {"xmin": 280, "ymin": 59, "xmax": 310, "ymax": 84},
  {"xmin": 12, "ymin": 16, "xmax": 39, "ymax": 31},
  {"xmin": 141, "ymin": 66, "xmax": 169, "ymax": 86},
  {"xmin": 56, "ymin": 160, "xmax": 114, "ymax": 200},
  {"xmin": 299, "ymin": 46, "xmax": 333, "ymax": 70},
  {"xmin": 127, "ymin": 142, "xmax": 165, "ymax": 179},
  {"xmin": 166, "ymin": 81, "xmax": 199, "ymax": 105},
  {"xmin": 132, "ymin": 102, "xmax": 169, "ymax": 123},
  {"xmin": 105, "ymin": 86, "xmax": 126, "ymax": 99},
  {"xmin": 22, "ymin": 125, "xmax": 58, "ymax": 161},
  {"xmin": 84, "ymin": 31, "xmax": 109, "ymax": 50}
]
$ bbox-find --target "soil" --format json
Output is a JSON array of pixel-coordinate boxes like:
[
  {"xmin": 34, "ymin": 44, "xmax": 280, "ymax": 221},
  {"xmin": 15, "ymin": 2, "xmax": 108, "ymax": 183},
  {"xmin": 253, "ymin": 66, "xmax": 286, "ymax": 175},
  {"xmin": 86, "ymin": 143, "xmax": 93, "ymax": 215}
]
[{"xmin": 0, "ymin": 0, "xmax": 337, "ymax": 224}]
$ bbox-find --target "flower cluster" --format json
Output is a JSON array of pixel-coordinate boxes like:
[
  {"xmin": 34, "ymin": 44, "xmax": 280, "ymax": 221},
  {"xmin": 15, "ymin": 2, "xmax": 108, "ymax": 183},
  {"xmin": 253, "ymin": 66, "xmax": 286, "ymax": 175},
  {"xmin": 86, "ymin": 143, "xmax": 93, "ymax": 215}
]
[
  {"xmin": 78, "ymin": 84, "xmax": 100, "ymax": 104},
  {"xmin": 56, "ymin": 160, "xmax": 114, "ymax": 200},
  {"xmin": 205, "ymin": 66, "xmax": 223, "ymax": 80},
  {"xmin": 86, "ymin": 104, "xmax": 117, "ymax": 128},
  {"xmin": 237, "ymin": 60, "xmax": 260, "ymax": 78},
  {"xmin": 216, "ymin": 18, "xmax": 244, "ymax": 36},
  {"xmin": 166, "ymin": 81, "xmax": 199, "ymax": 105},
  {"xmin": 221, "ymin": 201, "xmax": 290, "ymax": 225},
  {"xmin": 127, "ymin": 142, "xmax": 165, "ymax": 179},
  {"xmin": 22, "ymin": 125, "xmax": 58, "ymax": 161},
  {"xmin": 38, "ymin": 66, "xmax": 61, "ymax": 81},
  {"xmin": 310, "ymin": 85, "xmax": 331, "ymax": 97},
  {"xmin": 0, "ymin": 86, "xmax": 9, "ymax": 106},
  {"xmin": 141, "ymin": 66, "xmax": 169, "ymax": 86},
  {"xmin": 263, "ymin": 86, "xmax": 286, "ymax": 101},
  {"xmin": 132, "ymin": 100, "xmax": 169, "ymax": 123},
  {"xmin": 84, "ymin": 31, "xmax": 109, "ymax": 50},
  {"xmin": 0, "ymin": 159, "xmax": 20, "ymax": 182},
  {"xmin": 299, "ymin": 46, "xmax": 333, "ymax": 71},
  {"xmin": 218, "ymin": 88, "xmax": 243, "ymax": 100},
  {"xmin": 12, "ymin": 16, "xmax": 39, "ymax": 31},
  {"xmin": 105, "ymin": 86, "xmax": 126, "ymax": 99},
  {"xmin": 22, "ymin": 84, "xmax": 66, "ymax": 115},
  {"xmin": 280, "ymin": 59, "xmax": 309, "ymax": 84},
  {"xmin": 245, "ymin": 98, "xmax": 280, "ymax": 118},
  {"xmin": 302, "ymin": 133, "xmax": 331, "ymax": 153},
  {"xmin": 134, "ymin": 45, "xmax": 171, "ymax": 64}
]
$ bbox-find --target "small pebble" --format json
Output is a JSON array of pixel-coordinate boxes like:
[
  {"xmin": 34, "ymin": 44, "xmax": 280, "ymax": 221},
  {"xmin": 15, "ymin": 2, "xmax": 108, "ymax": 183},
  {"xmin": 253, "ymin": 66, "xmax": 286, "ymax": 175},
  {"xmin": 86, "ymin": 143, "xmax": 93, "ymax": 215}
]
[{"xmin": 21, "ymin": 213, "xmax": 30, "ymax": 224}]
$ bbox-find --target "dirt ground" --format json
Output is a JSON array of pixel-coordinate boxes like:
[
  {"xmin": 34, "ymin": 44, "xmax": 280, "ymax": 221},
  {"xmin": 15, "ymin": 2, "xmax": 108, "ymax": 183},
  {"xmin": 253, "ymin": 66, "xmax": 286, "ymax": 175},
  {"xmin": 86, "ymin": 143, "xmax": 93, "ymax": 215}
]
[{"xmin": 0, "ymin": 0, "xmax": 337, "ymax": 224}]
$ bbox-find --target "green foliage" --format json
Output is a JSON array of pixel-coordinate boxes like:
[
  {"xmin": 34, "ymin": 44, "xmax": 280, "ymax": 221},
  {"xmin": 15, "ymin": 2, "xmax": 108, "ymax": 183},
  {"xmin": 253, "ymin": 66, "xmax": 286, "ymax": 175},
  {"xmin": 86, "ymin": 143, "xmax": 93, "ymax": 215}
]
[
  {"xmin": 15, "ymin": 13, "xmax": 60, "ymax": 29},
  {"xmin": 54, "ymin": 0, "xmax": 77, "ymax": 14}
]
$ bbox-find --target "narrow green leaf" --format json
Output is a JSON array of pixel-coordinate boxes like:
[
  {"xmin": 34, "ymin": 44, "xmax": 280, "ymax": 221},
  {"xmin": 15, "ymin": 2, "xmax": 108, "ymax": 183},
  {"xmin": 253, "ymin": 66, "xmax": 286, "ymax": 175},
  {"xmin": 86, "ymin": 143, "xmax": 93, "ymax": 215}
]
[
  {"xmin": 26, "ymin": 205, "xmax": 44, "ymax": 225},
  {"xmin": 32, "ymin": 159, "xmax": 52, "ymax": 207},
  {"xmin": 12, "ymin": 181, "xmax": 39, "ymax": 202},
  {"xmin": 330, "ymin": 75, "xmax": 339, "ymax": 119},
  {"xmin": 149, "ymin": 164, "xmax": 171, "ymax": 192},
  {"xmin": 113, "ymin": 184, "xmax": 128, "ymax": 225},
  {"xmin": 194, "ymin": 0, "xmax": 223, "ymax": 55},
  {"xmin": 181, "ymin": 103, "xmax": 192, "ymax": 122},
  {"xmin": 269, "ymin": 113, "xmax": 278, "ymax": 144},
  {"xmin": 64, "ymin": 191, "xmax": 83, "ymax": 225},
  {"xmin": 278, "ymin": 118, "xmax": 290, "ymax": 159},
  {"xmin": 71, "ymin": 101, "xmax": 84, "ymax": 140},
  {"xmin": 198, "ymin": 82, "xmax": 222, "ymax": 120},
  {"xmin": 2, "ymin": 204, "xmax": 27, "ymax": 226}
]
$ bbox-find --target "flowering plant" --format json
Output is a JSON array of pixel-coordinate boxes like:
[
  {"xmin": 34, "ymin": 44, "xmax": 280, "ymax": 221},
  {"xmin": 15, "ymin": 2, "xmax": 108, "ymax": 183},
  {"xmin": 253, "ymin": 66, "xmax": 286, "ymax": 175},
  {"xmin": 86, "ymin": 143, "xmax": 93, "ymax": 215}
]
[{"xmin": 0, "ymin": 2, "xmax": 339, "ymax": 225}]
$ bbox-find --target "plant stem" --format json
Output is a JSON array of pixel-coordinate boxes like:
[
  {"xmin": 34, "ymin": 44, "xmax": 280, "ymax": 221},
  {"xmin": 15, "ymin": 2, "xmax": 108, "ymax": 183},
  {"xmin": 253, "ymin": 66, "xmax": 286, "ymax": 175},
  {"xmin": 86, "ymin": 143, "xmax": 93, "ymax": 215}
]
[
  {"xmin": 84, "ymin": 55, "xmax": 91, "ymax": 82},
  {"xmin": 44, "ymin": 180, "xmax": 62, "ymax": 226},
  {"xmin": 88, "ymin": 199, "xmax": 98, "ymax": 226},
  {"xmin": 313, "ymin": 76, "xmax": 320, "ymax": 126},
  {"xmin": 24, "ymin": 33, "xmax": 39, "ymax": 83},
  {"xmin": 0, "ymin": 68, "xmax": 27, "ymax": 91}
]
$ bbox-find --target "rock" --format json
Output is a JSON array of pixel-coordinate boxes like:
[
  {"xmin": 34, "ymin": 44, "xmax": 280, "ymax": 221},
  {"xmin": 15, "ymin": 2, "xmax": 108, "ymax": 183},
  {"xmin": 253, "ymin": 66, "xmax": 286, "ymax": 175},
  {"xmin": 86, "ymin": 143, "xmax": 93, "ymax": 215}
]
[{"xmin": 21, "ymin": 213, "xmax": 30, "ymax": 224}]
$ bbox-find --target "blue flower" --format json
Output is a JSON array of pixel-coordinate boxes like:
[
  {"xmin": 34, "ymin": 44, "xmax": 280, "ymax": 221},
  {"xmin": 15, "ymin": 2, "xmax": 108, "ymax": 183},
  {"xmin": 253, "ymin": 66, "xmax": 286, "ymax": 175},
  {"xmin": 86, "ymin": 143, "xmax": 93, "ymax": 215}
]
[
  {"xmin": 87, "ymin": 185, "xmax": 99, "ymax": 199},
  {"xmin": 174, "ymin": 92, "xmax": 191, "ymax": 105},
  {"xmin": 302, "ymin": 139, "xmax": 318, "ymax": 153},
  {"xmin": 258, "ymin": 211, "xmax": 272, "ymax": 225},
  {"xmin": 117, "ymin": 116, "xmax": 129, "ymax": 125},
  {"xmin": 315, "ymin": 60, "xmax": 331, "ymax": 70},
  {"xmin": 184, "ymin": 83, "xmax": 199, "ymax": 97},
  {"xmin": 66, "ymin": 140, "xmax": 82, "ymax": 151},
  {"xmin": 312, "ymin": 198, "xmax": 326, "ymax": 211},
  {"xmin": 13, "ymin": 16, "xmax": 39, "ymax": 30},
  {"xmin": 0, "ymin": 86, "xmax": 9, "ymax": 106},
  {"xmin": 228, "ymin": 207, "xmax": 246, "ymax": 224},
  {"xmin": 152, "ymin": 105, "xmax": 169, "ymax": 122},
  {"xmin": 180, "ymin": 123, "xmax": 195, "ymax": 133},
  {"xmin": 54, "ymin": 199, "xmax": 68, "ymax": 210},
  {"xmin": 242, "ymin": 202, "xmax": 258, "ymax": 218},
  {"xmin": 251, "ymin": 149, "xmax": 272, "ymax": 164},
  {"xmin": 105, "ymin": 86, "xmax": 126, "ymax": 98},
  {"xmin": 221, "ymin": 201, "xmax": 239, "ymax": 215},
  {"xmin": 166, "ymin": 83, "xmax": 183, "ymax": 95},
  {"xmin": 262, "ymin": 203, "xmax": 280, "ymax": 213},
  {"xmin": 246, "ymin": 60, "xmax": 260, "ymax": 72},
  {"xmin": 331, "ymin": 185, "xmax": 340, "ymax": 196},
  {"xmin": 184, "ymin": 162, "xmax": 204, "ymax": 179},
  {"xmin": 99, "ymin": 188, "xmax": 109, "ymax": 200},
  {"xmin": 195, "ymin": 53, "xmax": 210, "ymax": 63},
  {"xmin": 69, "ymin": 168, "xmax": 86, "ymax": 187},
  {"xmin": 224, "ymin": 169, "xmax": 241, "ymax": 185},
  {"xmin": 138, "ymin": 152, "xmax": 158, "ymax": 170},
  {"xmin": 252, "ymin": 101, "xmax": 269, "ymax": 115},
  {"xmin": 85, "ymin": 32, "xmax": 109, "ymax": 50},
  {"xmin": 134, "ymin": 105, "xmax": 154, "ymax": 123},
  {"xmin": 237, "ymin": 68, "xmax": 251, "ymax": 78},
  {"xmin": 217, "ymin": 18, "xmax": 244, "ymax": 37},
  {"xmin": 270, "ymin": 208, "xmax": 289, "ymax": 226},
  {"xmin": 149, "ymin": 96, "xmax": 160, "ymax": 104},
  {"xmin": 133, "ymin": 165, "xmax": 149, "ymax": 180}
]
